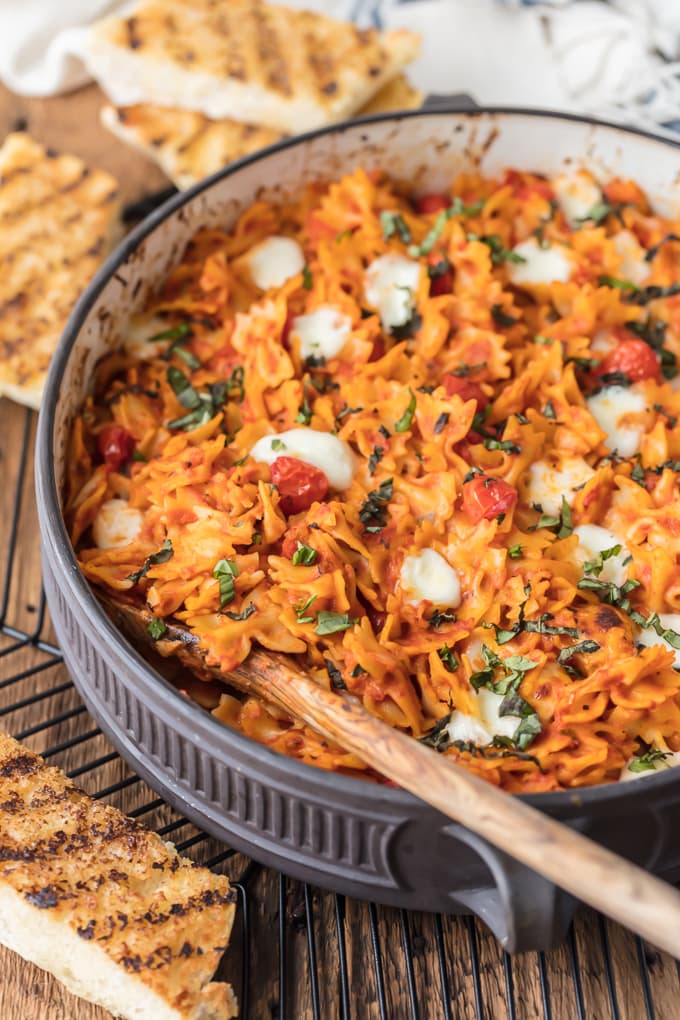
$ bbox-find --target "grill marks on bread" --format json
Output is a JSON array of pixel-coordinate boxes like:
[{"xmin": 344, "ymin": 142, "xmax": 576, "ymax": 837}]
[
  {"xmin": 0, "ymin": 731, "xmax": 237, "ymax": 1019},
  {"xmin": 85, "ymin": 0, "xmax": 420, "ymax": 132},
  {"xmin": 0, "ymin": 133, "xmax": 120, "ymax": 409},
  {"xmin": 100, "ymin": 75, "xmax": 422, "ymax": 190}
]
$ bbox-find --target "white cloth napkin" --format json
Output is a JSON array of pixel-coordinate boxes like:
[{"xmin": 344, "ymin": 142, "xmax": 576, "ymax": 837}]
[{"xmin": 1, "ymin": 0, "xmax": 680, "ymax": 138}]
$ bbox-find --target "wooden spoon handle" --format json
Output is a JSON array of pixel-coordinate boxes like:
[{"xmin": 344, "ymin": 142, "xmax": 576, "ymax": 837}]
[{"xmin": 238, "ymin": 650, "xmax": 680, "ymax": 958}]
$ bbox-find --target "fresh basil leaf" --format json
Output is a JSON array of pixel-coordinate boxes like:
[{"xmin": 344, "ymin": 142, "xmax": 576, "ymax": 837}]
[
  {"xmin": 628, "ymin": 748, "xmax": 672, "ymax": 773},
  {"xmin": 295, "ymin": 594, "xmax": 317, "ymax": 623},
  {"xmin": 325, "ymin": 658, "xmax": 347, "ymax": 690},
  {"xmin": 598, "ymin": 274, "xmax": 638, "ymax": 292},
  {"xmin": 438, "ymin": 645, "xmax": 459, "ymax": 672},
  {"xmin": 483, "ymin": 437, "xmax": 521, "ymax": 454},
  {"xmin": 302, "ymin": 265, "xmax": 313, "ymax": 290},
  {"xmin": 491, "ymin": 304, "xmax": 519, "ymax": 327},
  {"xmin": 583, "ymin": 544, "xmax": 622, "ymax": 577},
  {"xmin": 149, "ymin": 322, "xmax": 192, "ymax": 342},
  {"xmin": 147, "ymin": 618, "xmax": 167, "ymax": 640},
  {"xmin": 213, "ymin": 558, "xmax": 239, "ymax": 609},
  {"xmin": 167, "ymin": 366, "xmax": 202, "ymax": 410},
  {"xmin": 429, "ymin": 609, "xmax": 457, "ymax": 629},
  {"xmin": 508, "ymin": 544, "xmax": 523, "ymax": 559},
  {"xmin": 381, "ymin": 210, "xmax": 412, "ymax": 244},
  {"xmin": 557, "ymin": 640, "xmax": 600, "ymax": 665},
  {"xmin": 433, "ymin": 412, "xmax": 450, "ymax": 435},
  {"xmin": 391, "ymin": 310, "xmax": 422, "ymax": 340},
  {"xmin": 576, "ymin": 201, "xmax": 624, "ymax": 226},
  {"xmin": 128, "ymin": 538, "xmax": 174, "ymax": 585},
  {"xmin": 292, "ymin": 542, "xmax": 317, "ymax": 566},
  {"xmin": 359, "ymin": 478, "xmax": 393, "ymax": 534},
  {"xmin": 315, "ymin": 611, "xmax": 355, "ymax": 635},
  {"xmin": 394, "ymin": 389, "xmax": 417, "ymax": 432},
  {"xmin": 224, "ymin": 604, "xmax": 257, "ymax": 621},
  {"xmin": 368, "ymin": 445, "xmax": 384, "ymax": 475},
  {"xmin": 644, "ymin": 233, "xmax": 680, "ymax": 262},
  {"xmin": 295, "ymin": 396, "xmax": 312, "ymax": 425}
]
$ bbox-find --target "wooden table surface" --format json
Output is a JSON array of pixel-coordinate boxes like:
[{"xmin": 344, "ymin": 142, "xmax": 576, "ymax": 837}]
[{"xmin": 1, "ymin": 82, "xmax": 680, "ymax": 1020}]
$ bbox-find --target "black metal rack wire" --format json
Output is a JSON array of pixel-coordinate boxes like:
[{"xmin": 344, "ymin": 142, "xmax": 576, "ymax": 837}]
[{"xmin": 1, "ymin": 402, "xmax": 676, "ymax": 1020}]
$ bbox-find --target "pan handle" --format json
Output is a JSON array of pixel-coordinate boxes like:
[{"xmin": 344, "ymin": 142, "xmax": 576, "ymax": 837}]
[
  {"xmin": 444, "ymin": 824, "xmax": 578, "ymax": 952},
  {"xmin": 421, "ymin": 92, "xmax": 479, "ymax": 112}
]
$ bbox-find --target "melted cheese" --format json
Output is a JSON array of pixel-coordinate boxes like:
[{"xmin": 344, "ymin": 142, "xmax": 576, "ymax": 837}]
[
  {"xmin": 636, "ymin": 612, "xmax": 680, "ymax": 669},
  {"xmin": 620, "ymin": 749, "xmax": 680, "ymax": 782},
  {"xmin": 249, "ymin": 428, "xmax": 355, "ymax": 490},
  {"xmin": 400, "ymin": 549, "xmax": 461, "ymax": 607},
  {"xmin": 93, "ymin": 499, "xmax": 143, "ymax": 549},
  {"xmin": 506, "ymin": 238, "xmax": 572, "ymax": 286},
  {"xmin": 572, "ymin": 524, "xmax": 630, "ymax": 586},
  {"xmin": 526, "ymin": 457, "xmax": 595, "ymax": 516},
  {"xmin": 586, "ymin": 385, "xmax": 646, "ymax": 458},
  {"xmin": 292, "ymin": 305, "xmax": 352, "ymax": 361},
  {"xmin": 553, "ymin": 170, "xmax": 602, "ymax": 226},
  {"xmin": 612, "ymin": 229, "xmax": 650, "ymax": 286},
  {"xmin": 364, "ymin": 254, "xmax": 421, "ymax": 330},
  {"xmin": 446, "ymin": 688, "xmax": 518, "ymax": 745},
  {"xmin": 246, "ymin": 236, "xmax": 305, "ymax": 290}
]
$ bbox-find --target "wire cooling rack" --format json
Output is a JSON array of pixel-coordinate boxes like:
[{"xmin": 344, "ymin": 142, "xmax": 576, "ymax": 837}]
[{"xmin": 2, "ymin": 401, "xmax": 679, "ymax": 1020}]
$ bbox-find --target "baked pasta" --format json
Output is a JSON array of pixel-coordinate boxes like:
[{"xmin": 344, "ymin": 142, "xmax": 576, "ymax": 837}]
[{"xmin": 67, "ymin": 166, "xmax": 680, "ymax": 792}]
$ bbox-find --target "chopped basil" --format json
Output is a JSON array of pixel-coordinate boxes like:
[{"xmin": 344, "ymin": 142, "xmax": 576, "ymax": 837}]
[
  {"xmin": 582, "ymin": 544, "xmax": 622, "ymax": 578},
  {"xmin": 170, "ymin": 344, "xmax": 201, "ymax": 371},
  {"xmin": 543, "ymin": 400, "xmax": 556, "ymax": 419},
  {"xmin": 325, "ymin": 658, "xmax": 347, "ymax": 690},
  {"xmin": 644, "ymin": 233, "xmax": 680, "ymax": 262},
  {"xmin": 167, "ymin": 367, "xmax": 241, "ymax": 430},
  {"xmin": 419, "ymin": 711, "xmax": 455, "ymax": 751},
  {"xmin": 631, "ymin": 461, "xmax": 646, "ymax": 486},
  {"xmin": 304, "ymin": 354, "xmax": 326, "ymax": 369},
  {"xmin": 427, "ymin": 257, "xmax": 451, "ymax": 280},
  {"xmin": 380, "ymin": 210, "xmax": 412, "ymax": 244},
  {"xmin": 292, "ymin": 542, "xmax": 317, "ymax": 566},
  {"xmin": 391, "ymin": 309, "xmax": 422, "ymax": 340},
  {"xmin": 351, "ymin": 664, "xmax": 367, "ymax": 677},
  {"xmin": 368, "ymin": 446, "xmax": 384, "ymax": 475},
  {"xmin": 149, "ymin": 322, "xmax": 192, "ymax": 342},
  {"xmin": 407, "ymin": 208, "xmax": 449, "ymax": 257},
  {"xmin": 315, "ymin": 611, "xmax": 355, "ymax": 635},
  {"xmin": 433, "ymin": 412, "xmax": 450, "ymax": 435},
  {"xmin": 565, "ymin": 355, "xmax": 598, "ymax": 371},
  {"xmin": 335, "ymin": 404, "xmax": 364, "ymax": 428},
  {"xmin": 295, "ymin": 594, "xmax": 317, "ymax": 623},
  {"xmin": 147, "ymin": 618, "xmax": 167, "ymax": 640},
  {"xmin": 394, "ymin": 388, "xmax": 417, "ymax": 432},
  {"xmin": 598, "ymin": 275, "xmax": 638, "ymax": 292},
  {"xmin": 557, "ymin": 640, "xmax": 600, "ymax": 668},
  {"xmin": 577, "ymin": 576, "xmax": 641, "ymax": 614},
  {"xmin": 128, "ymin": 538, "xmax": 174, "ymax": 585},
  {"xmin": 623, "ymin": 283, "xmax": 680, "ymax": 305},
  {"xmin": 271, "ymin": 438, "xmax": 286, "ymax": 451},
  {"xmin": 450, "ymin": 197, "xmax": 485, "ymax": 217},
  {"xmin": 302, "ymin": 265, "xmax": 313, "ymax": 290},
  {"xmin": 213, "ymin": 558, "xmax": 239, "ymax": 608},
  {"xmin": 524, "ymin": 615, "xmax": 578, "ymax": 638},
  {"xmin": 225, "ymin": 604, "xmax": 257, "ymax": 621},
  {"xmin": 359, "ymin": 478, "xmax": 393, "ymax": 534},
  {"xmin": 576, "ymin": 200, "xmax": 624, "ymax": 226},
  {"xmin": 132, "ymin": 450, "xmax": 147, "ymax": 463},
  {"xmin": 635, "ymin": 611, "xmax": 680, "ymax": 650},
  {"xmin": 469, "ymin": 233, "xmax": 526, "ymax": 265},
  {"xmin": 295, "ymin": 396, "xmax": 312, "ymax": 425},
  {"xmin": 438, "ymin": 645, "xmax": 459, "ymax": 672},
  {"xmin": 469, "ymin": 648, "xmax": 541, "ymax": 750},
  {"xmin": 508, "ymin": 544, "xmax": 523, "ymax": 559},
  {"xmin": 628, "ymin": 748, "xmax": 672, "ymax": 773},
  {"xmin": 482, "ymin": 437, "xmax": 521, "ymax": 454},
  {"xmin": 491, "ymin": 304, "xmax": 519, "ymax": 327},
  {"xmin": 529, "ymin": 496, "xmax": 573, "ymax": 538},
  {"xmin": 429, "ymin": 609, "xmax": 457, "ymax": 629},
  {"xmin": 378, "ymin": 424, "xmax": 391, "ymax": 440},
  {"xmin": 535, "ymin": 334, "xmax": 554, "ymax": 345}
]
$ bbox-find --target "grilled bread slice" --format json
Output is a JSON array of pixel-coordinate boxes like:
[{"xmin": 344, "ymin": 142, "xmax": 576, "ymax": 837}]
[
  {"xmin": 84, "ymin": 0, "xmax": 420, "ymax": 133},
  {"xmin": 99, "ymin": 75, "xmax": 422, "ymax": 190},
  {"xmin": 0, "ymin": 133, "xmax": 121, "ymax": 409},
  {"xmin": 0, "ymin": 731, "xmax": 238, "ymax": 1019}
]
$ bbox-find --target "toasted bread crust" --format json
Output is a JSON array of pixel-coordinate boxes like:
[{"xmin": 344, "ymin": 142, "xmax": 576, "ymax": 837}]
[
  {"xmin": 86, "ymin": 0, "xmax": 420, "ymax": 131},
  {"xmin": 0, "ymin": 133, "xmax": 120, "ymax": 409},
  {"xmin": 100, "ymin": 76, "xmax": 422, "ymax": 190},
  {"xmin": 0, "ymin": 731, "xmax": 237, "ymax": 1019}
]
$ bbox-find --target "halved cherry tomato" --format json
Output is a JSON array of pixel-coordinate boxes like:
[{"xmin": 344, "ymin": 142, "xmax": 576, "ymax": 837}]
[
  {"xmin": 271, "ymin": 456, "xmax": 329, "ymax": 515},
  {"xmin": 97, "ymin": 424, "xmax": 135, "ymax": 471},
  {"xmin": 597, "ymin": 338, "xmax": 661, "ymax": 384},
  {"xmin": 414, "ymin": 193, "xmax": 450, "ymax": 215},
  {"xmin": 443, "ymin": 374, "xmax": 489, "ymax": 410},
  {"xmin": 462, "ymin": 476, "xmax": 517, "ymax": 524}
]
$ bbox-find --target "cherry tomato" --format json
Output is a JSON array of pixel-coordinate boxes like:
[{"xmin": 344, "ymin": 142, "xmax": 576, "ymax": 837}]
[
  {"xmin": 597, "ymin": 338, "xmax": 661, "ymax": 384},
  {"xmin": 271, "ymin": 456, "xmax": 329, "ymax": 515},
  {"xmin": 414, "ymin": 193, "xmax": 450, "ymax": 215},
  {"xmin": 443, "ymin": 374, "xmax": 489, "ymax": 410},
  {"xmin": 462, "ymin": 476, "xmax": 517, "ymax": 524},
  {"xmin": 97, "ymin": 424, "xmax": 135, "ymax": 471}
]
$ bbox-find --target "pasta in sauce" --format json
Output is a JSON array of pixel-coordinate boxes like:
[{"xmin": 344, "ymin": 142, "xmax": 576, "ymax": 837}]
[{"xmin": 67, "ymin": 166, "xmax": 680, "ymax": 792}]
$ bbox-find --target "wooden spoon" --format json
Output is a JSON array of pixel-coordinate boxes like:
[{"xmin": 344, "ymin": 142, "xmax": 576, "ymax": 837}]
[{"xmin": 232, "ymin": 649, "xmax": 680, "ymax": 958}]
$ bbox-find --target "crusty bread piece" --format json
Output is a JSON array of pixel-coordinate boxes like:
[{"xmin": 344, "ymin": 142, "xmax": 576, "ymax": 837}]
[
  {"xmin": 0, "ymin": 133, "xmax": 121, "ymax": 409},
  {"xmin": 99, "ymin": 75, "xmax": 423, "ymax": 190},
  {"xmin": 84, "ymin": 0, "xmax": 420, "ymax": 133},
  {"xmin": 0, "ymin": 731, "xmax": 238, "ymax": 1019}
]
